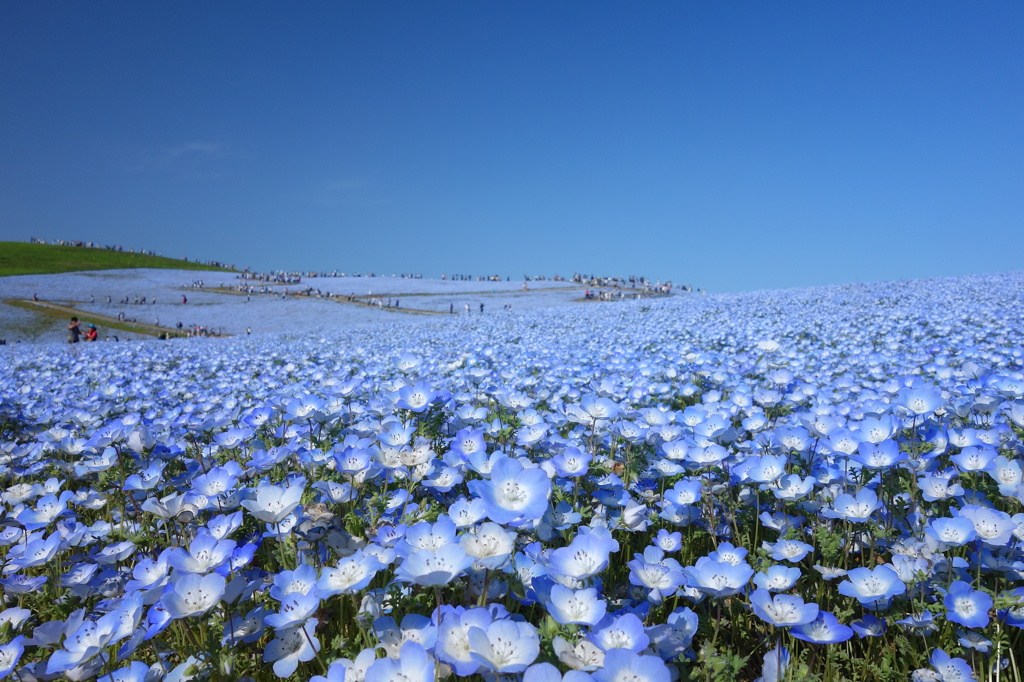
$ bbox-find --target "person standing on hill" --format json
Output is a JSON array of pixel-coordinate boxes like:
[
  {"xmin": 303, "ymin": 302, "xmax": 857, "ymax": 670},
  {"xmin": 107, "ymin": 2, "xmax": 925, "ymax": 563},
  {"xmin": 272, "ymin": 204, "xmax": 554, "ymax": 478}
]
[
  {"xmin": 67, "ymin": 317, "xmax": 81, "ymax": 343},
  {"xmin": 85, "ymin": 324, "xmax": 98, "ymax": 342}
]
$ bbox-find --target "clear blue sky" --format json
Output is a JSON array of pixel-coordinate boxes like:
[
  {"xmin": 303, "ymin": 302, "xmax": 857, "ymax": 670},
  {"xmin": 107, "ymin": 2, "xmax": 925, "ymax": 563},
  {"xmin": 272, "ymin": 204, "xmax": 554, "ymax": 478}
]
[{"xmin": 1, "ymin": 3, "xmax": 1021, "ymax": 292}]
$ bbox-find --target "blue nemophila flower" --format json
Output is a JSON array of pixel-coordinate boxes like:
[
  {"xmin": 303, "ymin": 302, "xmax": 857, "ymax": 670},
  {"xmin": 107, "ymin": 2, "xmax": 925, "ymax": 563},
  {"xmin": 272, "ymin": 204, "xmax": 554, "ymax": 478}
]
[
  {"xmin": 379, "ymin": 420, "xmax": 416, "ymax": 447},
  {"xmin": 984, "ymin": 455, "xmax": 1023, "ymax": 496},
  {"xmin": 468, "ymin": 619, "xmax": 539, "ymax": 673},
  {"xmin": 823, "ymin": 487, "xmax": 882, "ymax": 523},
  {"xmin": 94, "ymin": 539, "xmax": 135, "ymax": 565},
  {"xmin": 763, "ymin": 538, "xmax": 814, "ymax": 563},
  {"xmin": 957, "ymin": 505, "xmax": 1016, "ymax": 546},
  {"xmin": 749, "ymin": 589, "xmax": 819, "ymax": 627},
  {"xmin": 589, "ymin": 612, "xmax": 650, "ymax": 653},
  {"xmin": 753, "ymin": 565, "xmax": 801, "ymax": 592},
  {"xmin": 769, "ymin": 474, "xmax": 816, "ymax": 501},
  {"xmin": 745, "ymin": 454, "xmax": 787, "ymax": 484},
  {"xmin": 96, "ymin": 660, "xmax": 152, "ymax": 682},
  {"xmin": 547, "ymin": 584, "xmax": 606, "ymax": 626},
  {"xmin": 852, "ymin": 439, "xmax": 907, "ymax": 469},
  {"xmin": 192, "ymin": 463, "xmax": 242, "ymax": 498},
  {"xmin": 395, "ymin": 381, "xmax": 436, "ymax": 412},
  {"xmin": 422, "ymin": 466, "xmax": 463, "ymax": 493},
  {"xmin": 547, "ymin": 526, "xmax": 620, "ymax": 585},
  {"xmin": 913, "ymin": 649, "xmax": 974, "ymax": 682},
  {"xmin": 684, "ymin": 556, "xmax": 754, "ymax": 599},
  {"xmin": 162, "ymin": 572, "xmax": 226, "ymax": 619},
  {"xmin": 850, "ymin": 614, "xmax": 886, "ymax": 638},
  {"xmin": 591, "ymin": 649, "xmax": 670, "ymax": 682},
  {"xmin": 951, "ymin": 445, "xmax": 998, "ymax": 472},
  {"xmin": 448, "ymin": 497, "xmax": 488, "ymax": 528},
  {"xmin": 663, "ymin": 479, "xmax": 701, "ymax": 506},
  {"xmin": 898, "ymin": 383, "xmax": 945, "ymax": 416},
  {"xmin": 0, "ymin": 607, "xmax": 30, "ymax": 631},
  {"xmin": 647, "ymin": 606, "xmax": 699, "ymax": 660},
  {"xmin": 363, "ymin": 640, "xmax": 432, "ymax": 682},
  {"xmin": 943, "ymin": 580, "xmax": 992, "ymax": 629},
  {"xmin": 999, "ymin": 587, "xmax": 1024, "ymax": 628},
  {"xmin": 17, "ymin": 491, "xmax": 76, "ymax": 530},
  {"xmin": 524, "ymin": 662, "xmax": 594, "ymax": 682},
  {"xmin": 552, "ymin": 635, "xmax": 606, "ymax": 671},
  {"xmin": 8, "ymin": 531, "xmax": 61, "ymax": 570},
  {"xmin": 926, "ymin": 515, "xmax": 977, "ymax": 549},
  {"xmin": 566, "ymin": 396, "xmax": 620, "ymax": 428},
  {"xmin": 310, "ymin": 650, "xmax": 375, "ymax": 682},
  {"xmin": 917, "ymin": 470, "xmax": 965, "ymax": 502},
  {"xmin": 240, "ymin": 480, "xmax": 304, "ymax": 524},
  {"xmin": 708, "ymin": 542, "xmax": 748, "ymax": 565},
  {"xmin": 854, "ymin": 415, "xmax": 900, "ymax": 444},
  {"xmin": 0, "ymin": 574, "xmax": 46, "ymax": 594},
  {"xmin": 461, "ymin": 521, "xmax": 516, "ymax": 570},
  {"xmin": 123, "ymin": 461, "xmax": 167, "ymax": 491},
  {"xmin": 956, "ymin": 628, "xmax": 993, "ymax": 653},
  {"xmin": 753, "ymin": 646, "xmax": 789, "ymax": 682},
  {"xmin": 450, "ymin": 427, "xmax": 487, "ymax": 459},
  {"xmin": 373, "ymin": 613, "xmax": 437, "ymax": 657},
  {"xmin": 46, "ymin": 593, "xmax": 143, "ymax": 674},
  {"xmin": 395, "ymin": 544, "xmax": 474, "ymax": 586},
  {"xmin": 789, "ymin": 611, "xmax": 853, "ymax": 644},
  {"xmin": 395, "ymin": 515, "xmax": 457, "ymax": 556},
  {"xmin": 264, "ymin": 617, "xmax": 321, "ymax": 678},
  {"xmin": 436, "ymin": 606, "xmax": 495, "ymax": 676},
  {"xmin": 468, "ymin": 456, "xmax": 551, "ymax": 527},
  {"xmin": 266, "ymin": 589, "xmax": 321, "ymax": 631},
  {"xmin": 549, "ymin": 447, "xmax": 592, "ymax": 478},
  {"xmin": 166, "ymin": 534, "xmax": 236, "ymax": 574},
  {"xmin": 270, "ymin": 563, "xmax": 319, "ymax": 599},
  {"xmin": 837, "ymin": 566, "xmax": 906, "ymax": 609},
  {"xmin": 214, "ymin": 426, "xmax": 253, "ymax": 449},
  {"xmin": 628, "ymin": 547, "xmax": 685, "ymax": 604},
  {"xmin": 222, "ymin": 606, "xmax": 267, "ymax": 646},
  {"xmin": 0, "ymin": 635, "xmax": 25, "ymax": 681},
  {"xmin": 896, "ymin": 610, "xmax": 937, "ymax": 635},
  {"xmin": 318, "ymin": 549, "xmax": 385, "ymax": 596},
  {"xmin": 653, "ymin": 529, "xmax": 682, "ymax": 553},
  {"xmin": 517, "ymin": 422, "xmax": 550, "ymax": 447}
]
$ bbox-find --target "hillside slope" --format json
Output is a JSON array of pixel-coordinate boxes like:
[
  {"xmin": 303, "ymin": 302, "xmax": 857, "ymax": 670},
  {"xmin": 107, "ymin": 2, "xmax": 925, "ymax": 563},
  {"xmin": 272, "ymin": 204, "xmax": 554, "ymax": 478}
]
[{"xmin": 0, "ymin": 242, "xmax": 234, "ymax": 276}]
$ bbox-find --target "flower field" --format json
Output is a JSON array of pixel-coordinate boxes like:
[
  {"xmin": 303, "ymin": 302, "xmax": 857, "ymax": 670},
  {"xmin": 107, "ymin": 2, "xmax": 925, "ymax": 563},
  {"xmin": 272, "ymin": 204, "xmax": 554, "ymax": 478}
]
[{"xmin": 1, "ymin": 272, "xmax": 1023, "ymax": 682}]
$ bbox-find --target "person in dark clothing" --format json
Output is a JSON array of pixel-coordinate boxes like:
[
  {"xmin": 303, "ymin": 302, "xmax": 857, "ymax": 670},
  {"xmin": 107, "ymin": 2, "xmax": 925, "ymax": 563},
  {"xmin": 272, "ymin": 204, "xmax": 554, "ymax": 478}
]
[{"xmin": 67, "ymin": 317, "xmax": 81, "ymax": 343}]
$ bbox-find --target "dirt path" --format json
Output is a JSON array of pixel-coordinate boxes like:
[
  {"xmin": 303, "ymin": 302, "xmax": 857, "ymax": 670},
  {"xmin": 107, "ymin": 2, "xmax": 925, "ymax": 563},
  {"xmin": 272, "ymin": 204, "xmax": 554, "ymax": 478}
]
[{"xmin": 4, "ymin": 299, "xmax": 204, "ymax": 338}]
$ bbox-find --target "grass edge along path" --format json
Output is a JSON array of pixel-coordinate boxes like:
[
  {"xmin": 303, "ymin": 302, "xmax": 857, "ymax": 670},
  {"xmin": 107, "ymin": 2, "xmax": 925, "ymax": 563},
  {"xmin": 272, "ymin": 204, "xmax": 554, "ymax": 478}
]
[{"xmin": 3, "ymin": 299, "xmax": 218, "ymax": 339}]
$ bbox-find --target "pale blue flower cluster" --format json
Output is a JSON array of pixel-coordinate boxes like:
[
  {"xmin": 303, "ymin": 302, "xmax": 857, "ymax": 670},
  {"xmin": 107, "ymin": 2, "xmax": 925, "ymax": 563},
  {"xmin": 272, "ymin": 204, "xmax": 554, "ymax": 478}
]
[{"xmin": 1, "ymin": 272, "xmax": 1024, "ymax": 680}]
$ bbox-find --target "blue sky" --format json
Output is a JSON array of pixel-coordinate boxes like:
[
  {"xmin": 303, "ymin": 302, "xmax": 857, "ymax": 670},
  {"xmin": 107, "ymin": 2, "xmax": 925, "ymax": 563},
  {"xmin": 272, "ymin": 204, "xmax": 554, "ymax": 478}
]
[{"xmin": 1, "ymin": 3, "xmax": 1021, "ymax": 292}]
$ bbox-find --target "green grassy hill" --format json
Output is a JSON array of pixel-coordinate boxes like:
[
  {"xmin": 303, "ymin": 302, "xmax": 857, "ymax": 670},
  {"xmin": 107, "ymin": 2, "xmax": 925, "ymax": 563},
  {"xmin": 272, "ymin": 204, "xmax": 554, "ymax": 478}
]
[{"xmin": 0, "ymin": 242, "xmax": 236, "ymax": 276}]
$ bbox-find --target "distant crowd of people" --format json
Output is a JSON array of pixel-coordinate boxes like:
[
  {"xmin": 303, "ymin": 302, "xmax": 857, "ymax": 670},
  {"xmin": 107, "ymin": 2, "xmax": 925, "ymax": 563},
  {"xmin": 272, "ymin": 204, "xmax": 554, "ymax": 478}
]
[{"xmin": 238, "ymin": 270, "xmax": 428, "ymax": 284}]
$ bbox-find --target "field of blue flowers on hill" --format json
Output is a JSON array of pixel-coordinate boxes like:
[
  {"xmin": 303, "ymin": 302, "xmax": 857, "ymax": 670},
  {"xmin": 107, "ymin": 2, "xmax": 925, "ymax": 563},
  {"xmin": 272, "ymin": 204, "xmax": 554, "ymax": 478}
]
[{"xmin": 1, "ymin": 272, "xmax": 1023, "ymax": 682}]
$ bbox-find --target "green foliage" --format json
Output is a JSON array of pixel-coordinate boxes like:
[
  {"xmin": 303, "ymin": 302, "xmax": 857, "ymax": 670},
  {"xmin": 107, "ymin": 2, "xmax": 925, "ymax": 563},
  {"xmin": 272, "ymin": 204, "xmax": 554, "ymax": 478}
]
[
  {"xmin": 0, "ymin": 241, "xmax": 236, "ymax": 276},
  {"xmin": 684, "ymin": 644, "xmax": 752, "ymax": 682}
]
